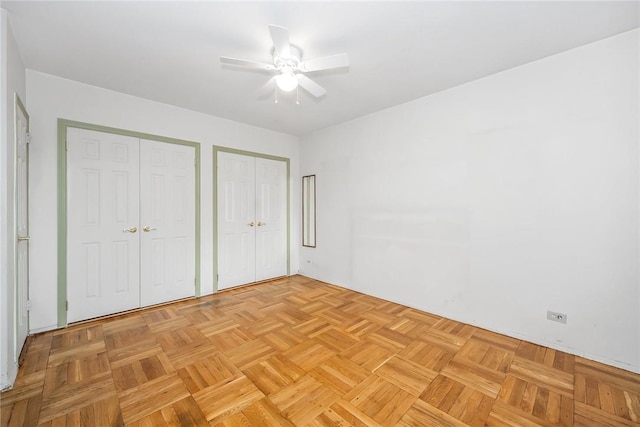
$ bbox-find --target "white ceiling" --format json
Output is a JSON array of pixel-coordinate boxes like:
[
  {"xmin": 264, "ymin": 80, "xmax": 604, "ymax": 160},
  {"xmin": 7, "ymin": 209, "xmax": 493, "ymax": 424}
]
[{"xmin": 3, "ymin": 1, "xmax": 639, "ymax": 136}]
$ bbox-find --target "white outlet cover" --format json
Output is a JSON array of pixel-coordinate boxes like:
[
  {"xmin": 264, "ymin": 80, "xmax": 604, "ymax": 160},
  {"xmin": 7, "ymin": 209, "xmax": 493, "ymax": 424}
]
[{"xmin": 547, "ymin": 310, "xmax": 567, "ymax": 324}]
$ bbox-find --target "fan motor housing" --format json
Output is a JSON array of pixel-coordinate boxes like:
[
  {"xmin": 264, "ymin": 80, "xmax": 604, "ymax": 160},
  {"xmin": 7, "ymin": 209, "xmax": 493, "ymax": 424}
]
[{"xmin": 273, "ymin": 44, "xmax": 303, "ymax": 69}]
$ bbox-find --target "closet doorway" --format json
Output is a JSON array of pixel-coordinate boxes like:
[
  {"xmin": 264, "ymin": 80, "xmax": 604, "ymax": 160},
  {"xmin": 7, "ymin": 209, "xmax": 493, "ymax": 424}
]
[
  {"xmin": 216, "ymin": 149, "xmax": 288, "ymax": 290},
  {"xmin": 62, "ymin": 124, "xmax": 199, "ymax": 324}
]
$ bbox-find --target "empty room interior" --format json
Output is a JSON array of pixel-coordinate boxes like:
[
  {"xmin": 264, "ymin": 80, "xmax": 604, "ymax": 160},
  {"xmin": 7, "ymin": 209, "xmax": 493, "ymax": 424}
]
[{"xmin": 1, "ymin": 1, "xmax": 639, "ymax": 426}]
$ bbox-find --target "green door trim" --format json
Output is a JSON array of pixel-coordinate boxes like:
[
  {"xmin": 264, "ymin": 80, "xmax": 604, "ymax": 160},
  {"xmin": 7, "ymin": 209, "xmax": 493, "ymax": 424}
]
[
  {"xmin": 57, "ymin": 119, "xmax": 202, "ymax": 327},
  {"xmin": 212, "ymin": 146, "xmax": 291, "ymax": 292}
]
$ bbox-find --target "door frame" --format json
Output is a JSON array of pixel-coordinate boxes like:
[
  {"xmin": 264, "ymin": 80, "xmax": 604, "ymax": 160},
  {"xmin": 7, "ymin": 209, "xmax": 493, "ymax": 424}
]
[
  {"xmin": 57, "ymin": 119, "xmax": 201, "ymax": 327},
  {"xmin": 14, "ymin": 94, "xmax": 29, "ymax": 361},
  {"xmin": 212, "ymin": 146, "xmax": 290, "ymax": 291}
]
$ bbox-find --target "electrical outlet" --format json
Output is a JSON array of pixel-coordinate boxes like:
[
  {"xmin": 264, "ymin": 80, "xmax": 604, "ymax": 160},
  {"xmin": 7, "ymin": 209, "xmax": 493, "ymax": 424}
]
[{"xmin": 547, "ymin": 310, "xmax": 567, "ymax": 324}]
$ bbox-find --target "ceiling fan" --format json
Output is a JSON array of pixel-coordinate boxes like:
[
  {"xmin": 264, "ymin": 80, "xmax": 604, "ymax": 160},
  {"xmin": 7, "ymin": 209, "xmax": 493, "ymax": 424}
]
[{"xmin": 220, "ymin": 25, "xmax": 349, "ymax": 98}]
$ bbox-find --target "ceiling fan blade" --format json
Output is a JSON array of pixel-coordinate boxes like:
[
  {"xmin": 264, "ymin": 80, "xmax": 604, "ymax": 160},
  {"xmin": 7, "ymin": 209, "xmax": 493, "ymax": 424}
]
[
  {"xmin": 300, "ymin": 53, "xmax": 349, "ymax": 72},
  {"xmin": 296, "ymin": 74, "xmax": 326, "ymax": 97},
  {"xmin": 220, "ymin": 56, "xmax": 274, "ymax": 71},
  {"xmin": 269, "ymin": 25, "xmax": 291, "ymax": 59},
  {"xmin": 257, "ymin": 76, "xmax": 277, "ymax": 98}
]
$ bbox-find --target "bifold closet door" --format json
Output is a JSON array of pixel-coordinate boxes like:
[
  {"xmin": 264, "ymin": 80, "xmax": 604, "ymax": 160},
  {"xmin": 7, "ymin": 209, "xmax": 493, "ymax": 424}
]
[
  {"xmin": 67, "ymin": 128, "xmax": 141, "ymax": 322},
  {"xmin": 67, "ymin": 129, "xmax": 196, "ymax": 323},
  {"xmin": 254, "ymin": 157, "xmax": 287, "ymax": 281},
  {"xmin": 217, "ymin": 151, "xmax": 256, "ymax": 289},
  {"xmin": 217, "ymin": 151, "xmax": 287, "ymax": 290},
  {"xmin": 139, "ymin": 139, "xmax": 196, "ymax": 306}
]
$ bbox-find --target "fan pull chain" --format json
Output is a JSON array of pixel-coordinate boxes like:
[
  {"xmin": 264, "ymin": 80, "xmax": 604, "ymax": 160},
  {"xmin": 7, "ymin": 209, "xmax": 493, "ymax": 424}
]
[
  {"xmin": 296, "ymin": 86, "xmax": 300, "ymax": 105},
  {"xmin": 274, "ymin": 87, "xmax": 279, "ymax": 104}
]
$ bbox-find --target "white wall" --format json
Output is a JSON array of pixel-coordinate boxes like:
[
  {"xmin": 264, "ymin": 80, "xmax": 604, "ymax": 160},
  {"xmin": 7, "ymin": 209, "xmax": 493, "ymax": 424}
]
[
  {"xmin": 1, "ymin": 8, "xmax": 27, "ymax": 389},
  {"xmin": 26, "ymin": 70, "xmax": 300, "ymax": 333},
  {"xmin": 299, "ymin": 29, "xmax": 640, "ymax": 373}
]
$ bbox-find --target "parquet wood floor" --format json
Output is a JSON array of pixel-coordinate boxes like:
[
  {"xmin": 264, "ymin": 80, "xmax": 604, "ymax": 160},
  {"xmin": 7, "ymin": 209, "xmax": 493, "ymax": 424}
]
[{"xmin": 2, "ymin": 275, "xmax": 639, "ymax": 426}]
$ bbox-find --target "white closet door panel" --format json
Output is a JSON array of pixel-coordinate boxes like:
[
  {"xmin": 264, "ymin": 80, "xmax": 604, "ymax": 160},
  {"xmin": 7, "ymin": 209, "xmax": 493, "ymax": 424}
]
[
  {"xmin": 15, "ymin": 102, "xmax": 29, "ymax": 360},
  {"xmin": 217, "ymin": 151, "xmax": 256, "ymax": 289},
  {"xmin": 139, "ymin": 139, "xmax": 196, "ymax": 306},
  {"xmin": 255, "ymin": 158, "xmax": 287, "ymax": 281},
  {"xmin": 67, "ymin": 128, "xmax": 140, "ymax": 322}
]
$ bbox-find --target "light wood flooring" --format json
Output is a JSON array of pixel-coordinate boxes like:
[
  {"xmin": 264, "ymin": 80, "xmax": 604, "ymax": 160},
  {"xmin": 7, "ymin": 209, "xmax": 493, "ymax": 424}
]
[{"xmin": 2, "ymin": 275, "xmax": 639, "ymax": 426}]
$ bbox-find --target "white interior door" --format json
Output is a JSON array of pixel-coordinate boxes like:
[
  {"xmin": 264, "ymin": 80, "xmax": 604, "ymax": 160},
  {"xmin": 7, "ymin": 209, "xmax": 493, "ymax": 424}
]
[
  {"xmin": 255, "ymin": 158, "xmax": 287, "ymax": 281},
  {"xmin": 217, "ymin": 151, "xmax": 256, "ymax": 289},
  {"xmin": 139, "ymin": 139, "xmax": 196, "ymax": 306},
  {"xmin": 15, "ymin": 99, "xmax": 29, "ymax": 362},
  {"xmin": 67, "ymin": 128, "xmax": 141, "ymax": 322}
]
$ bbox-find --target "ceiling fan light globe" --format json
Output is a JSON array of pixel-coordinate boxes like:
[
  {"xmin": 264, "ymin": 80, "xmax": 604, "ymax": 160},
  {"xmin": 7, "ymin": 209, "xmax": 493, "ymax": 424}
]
[{"xmin": 276, "ymin": 72, "xmax": 298, "ymax": 92}]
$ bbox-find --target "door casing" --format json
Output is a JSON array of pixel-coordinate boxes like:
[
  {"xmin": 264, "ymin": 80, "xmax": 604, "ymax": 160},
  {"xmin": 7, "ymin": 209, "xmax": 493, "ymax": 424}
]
[{"xmin": 57, "ymin": 119, "xmax": 201, "ymax": 327}]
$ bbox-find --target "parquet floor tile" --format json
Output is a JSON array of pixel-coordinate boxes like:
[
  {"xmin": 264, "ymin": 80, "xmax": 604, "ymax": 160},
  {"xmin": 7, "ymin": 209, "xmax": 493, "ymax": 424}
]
[
  {"xmin": 360, "ymin": 310, "xmax": 398, "ymax": 326},
  {"xmin": 2, "ymin": 275, "xmax": 640, "ymax": 426},
  {"xmin": 314, "ymin": 328, "xmax": 359, "ymax": 353},
  {"xmin": 269, "ymin": 375, "xmax": 340, "ymax": 425},
  {"xmin": 509, "ymin": 356, "xmax": 574, "ymax": 397},
  {"xmin": 344, "ymin": 374, "xmax": 417, "ymax": 425},
  {"xmin": 127, "ymin": 396, "xmax": 208, "ymax": 427},
  {"xmin": 421, "ymin": 375, "xmax": 494, "ymax": 426},
  {"xmin": 309, "ymin": 355, "xmax": 370, "ymax": 396},
  {"xmin": 164, "ymin": 339, "xmax": 220, "ymax": 370},
  {"xmin": 1, "ymin": 392, "xmax": 41, "ymax": 427},
  {"xmin": 38, "ymin": 371, "xmax": 118, "ymax": 424},
  {"xmin": 142, "ymin": 307, "xmax": 191, "ymax": 334},
  {"xmin": 495, "ymin": 374, "xmax": 573, "ymax": 426},
  {"xmin": 387, "ymin": 316, "xmax": 433, "ymax": 339},
  {"xmin": 574, "ymin": 357, "xmax": 640, "ymax": 425},
  {"xmin": 42, "ymin": 351, "xmax": 111, "ymax": 396},
  {"xmin": 365, "ymin": 327, "xmax": 413, "ymax": 352},
  {"xmin": 374, "ymin": 355, "xmax": 437, "ymax": 396},
  {"xmin": 261, "ymin": 326, "xmax": 307, "ymax": 352},
  {"xmin": 178, "ymin": 352, "xmax": 241, "ymax": 394},
  {"xmin": 282, "ymin": 339, "xmax": 336, "ymax": 372},
  {"xmin": 156, "ymin": 325, "xmax": 208, "ymax": 351},
  {"xmin": 37, "ymin": 395, "xmax": 123, "ymax": 427},
  {"xmin": 0, "ymin": 371, "xmax": 45, "ymax": 406},
  {"xmin": 342, "ymin": 316, "xmax": 382, "ymax": 338},
  {"xmin": 400, "ymin": 308, "xmax": 441, "ymax": 327},
  {"xmin": 440, "ymin": 358, "xmax": 506, "ymax": 398},
  {"xmin": 517, "ymin": 342, "xmax": 575, "ymax": 374},
  {"xmin": 243, "ymin": 354, "xmax": 306, "ymax": 396},
  {"xmin": 118, "ymin": 373, "xmax": 190, "ymax": 424},
  {"xmin": 399, "ymin": 338, "xmax": 455, "ymax": 372},
  {"xmin": 112, "ymin": 352, "xmax": 175, "ymax": 392},
  {"xmin": 398, "ymin": 396, "xmax": 469, "ymax": 427},
  {"xmin": 224, "ymin": 338, "xmax": 277, "ymax": 371},
  {"xmin": 293, "ymin": 317, "xmax": 333, "ymax": 338},
  {"xmin": 195, "ymin": 316, "xmax": 240, "ymax": 338},
  {"xmin": 227, "ymin": 398, "xmax": 295, "ymax": 427},
  {"xmin": 193, "ymin": 374, "xmax": 264, "ymax": 424},
  {"xmin": 310, "ymin": 399, "xmax": 381, "ymax": 426},
  {"xmin": 246, "ymin": 317, "xmax": 285, "ymax": 336}
]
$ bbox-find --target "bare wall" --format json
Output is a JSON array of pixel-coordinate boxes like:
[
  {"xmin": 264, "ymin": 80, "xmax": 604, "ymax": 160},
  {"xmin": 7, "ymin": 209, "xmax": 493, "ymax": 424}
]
[{"xmin": 299, "ymin": 29, "xmax": 640, "ymax": 373}]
